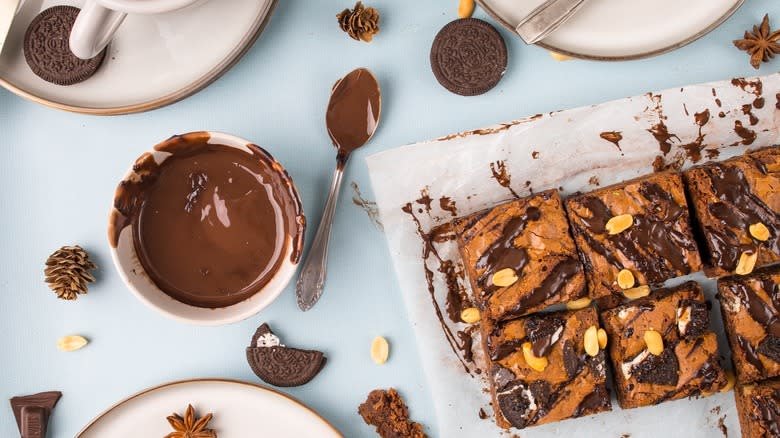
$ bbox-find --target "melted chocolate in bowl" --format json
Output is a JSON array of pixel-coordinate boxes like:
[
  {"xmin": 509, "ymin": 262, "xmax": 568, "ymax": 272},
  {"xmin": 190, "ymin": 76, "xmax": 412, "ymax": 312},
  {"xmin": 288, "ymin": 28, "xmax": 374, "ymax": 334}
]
[{"xmin": 110, "ymin": 132, "xmax": 304, "ymax": 308}]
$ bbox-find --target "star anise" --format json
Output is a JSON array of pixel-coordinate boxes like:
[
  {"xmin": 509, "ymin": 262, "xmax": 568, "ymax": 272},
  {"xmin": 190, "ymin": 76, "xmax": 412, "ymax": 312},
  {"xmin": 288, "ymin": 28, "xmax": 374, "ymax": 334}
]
[
  {"xmin": 164, "ymin": 404, "xmax": 217, "ymax": 438},
  {"xmin": 734, "ymin": 14, "xmax": 780, "ymax": 69}
]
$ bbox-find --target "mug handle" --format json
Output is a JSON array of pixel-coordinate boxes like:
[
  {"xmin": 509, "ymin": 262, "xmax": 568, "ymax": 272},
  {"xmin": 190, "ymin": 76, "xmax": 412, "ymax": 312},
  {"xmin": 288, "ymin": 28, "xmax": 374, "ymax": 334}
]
[{"xmin": 69, "ymin": 0, "xmax": 126, "ymax": 60}]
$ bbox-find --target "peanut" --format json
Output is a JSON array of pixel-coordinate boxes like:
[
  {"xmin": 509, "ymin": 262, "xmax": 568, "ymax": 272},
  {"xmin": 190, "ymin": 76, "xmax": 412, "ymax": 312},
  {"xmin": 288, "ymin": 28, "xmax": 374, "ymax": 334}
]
[
  {"xmin": 617, "ymin": 269, "xmax": 635, "ymax": 289},
  {"xmin": 605, "ymin": 214, "xmax": 633, "ymax": 235},
  {"xmin": 57, "ymin": 335, "xmax": 88, "ymax": 352},
  {"xmin": 457, "ymin": 0, "xmax": 475, "ymax": 18},
  {"xmin": 460, "ymin": 307, "xmax": 481, "ymax": 324},
  {"xmin": 597, "ymin": 328, "xmax": 608, "ymax": 349},
  {"xmin": 735, "ymin": 251, "xmax": 758, "ymax": 276},
  {"xmin": 370, "ymin": 336, "xmax": 389, "ymax": 365},
  {"xmin": 549, "ymin": 52, "xmax": 573, "ymax": 61},
  {"xmin": 566, "ymin": 297, "xmax": 592, "ymax": 310},
  {"xmin": 522, "ymin": 342, "xmax": 548, "ymax": 372},
  {"xmin": 622, "ymin": 285, "xmax": 651, "ymax": 300},
  {"xmin": 584, "ymin": 325, "xmax": 599, "ymax": 357},
  {"xmin": 749, "ymin": 222, "xmax": 770, "ymax": 241},
  {"xmin": 492, "ymin": 268, "xmax": 518, "ymax": 288},
  {"xmin": 644, "ymin": 329, "xmax": 664, "ymax": 355}
]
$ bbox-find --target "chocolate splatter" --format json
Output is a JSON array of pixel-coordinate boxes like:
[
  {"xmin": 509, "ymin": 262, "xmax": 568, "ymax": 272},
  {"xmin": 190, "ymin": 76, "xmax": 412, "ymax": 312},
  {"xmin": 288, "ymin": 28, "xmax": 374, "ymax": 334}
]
[
  {"xmin": 776, "ymin": 93, "xmax": 780, "ymax": 110},
  {"xmin": 589, "ymin": 175, "xmax": 600, "ymax": 186},
  {"xmin": 600, "ymin": 131, "xmax": 623, "ymax": 152},
  {"xmin": 680, "ymin": 109, "xmax": 710, "ymax": 163},
  {"xmin": 440, "ymin": 259, "xmax": 469, "ymax": 323},
  {"xmin": 719, "ymin": 111, "xmax": 727, "ymax": 118},
  {"xmin": 416, "ymin": 188, "xmax": 433, "ymax": 212},
  {"xmin": 401, "ymin": 203, "xmax": 476, "ymax": 373},
  {"xmin": 478, "ymin": 408, "xmax": 488, "ymax": 419},
  {"xmin": 706, "ymin": 149, "xmax": 720, "ymax": 159},
  {"xmin": 734, "ymin": 120, "xmax": 757, "ymax": 145},
  {"xmin": 716, "ymin": 98, "xmax": 722, "ymax": 107},
  {"xmin": 683, "ymin": 103, "xmax": 689, "ymax": 116},
  {"xmin": 532, "ymin": 151, "xmax": 540, "ymax": 159},
  {"xmin": 652, "ymin": 152, "xmax": 686, "ymax": 172},
  {"xmin": 741, "ymin": 104, "xmax": 759, "ymax": 126},
  {"xmin": 731, "ymin": 77, "xmax": 763, "ymax": 97},
  {"xmin": 435, "ymin": 115, "xmax": 543, "ymax": 142},
  {"xmin": 439, "ymin": 196, "xmax": 458, "ymax": 217},
  {"xmin": 754, "ymin": 97, "xmax": 765, "ymax": 109},
  {"xmin": 717, "ymin": 415, "xmax": 728, "ymax": 437},
  {"xmin": 646, "ymin": 92, "xmax": 680, "ymax": 155},
  {"xmin": 351, "ymin": 182, "xmax": 383, "ymax": 231},
  {"xmin": 711, "ymin": 406, "xmax": 721, "ymax": 415},
  {"xmin": 489, "ymin": 160, "xmax": 520, "ymax": 198}
]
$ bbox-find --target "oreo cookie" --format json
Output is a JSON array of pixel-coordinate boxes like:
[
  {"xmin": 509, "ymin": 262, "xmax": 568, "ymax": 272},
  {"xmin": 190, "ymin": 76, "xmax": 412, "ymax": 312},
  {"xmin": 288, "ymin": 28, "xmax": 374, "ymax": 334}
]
[
  {"xmin": 429, "ymin": 18, "xmax": 507, "ymax": 96},
  {"xmin": 24, "ymin": 6, "xmax": 107, "ymax": 86},
  {"xmin": 246, "ymin": 323, "xmax": 326, "ymax": 387}
]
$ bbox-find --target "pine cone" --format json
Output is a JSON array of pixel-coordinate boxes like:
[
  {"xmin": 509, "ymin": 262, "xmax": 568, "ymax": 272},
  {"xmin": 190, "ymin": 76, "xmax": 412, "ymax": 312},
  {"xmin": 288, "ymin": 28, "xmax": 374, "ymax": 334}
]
[
  {"xmin": 44, "ymin": 245, "xmax": 97, "ymax": 301},
  {"xmin": 337, "ymin": 2, "xmax": 380, "ymax": 42}
]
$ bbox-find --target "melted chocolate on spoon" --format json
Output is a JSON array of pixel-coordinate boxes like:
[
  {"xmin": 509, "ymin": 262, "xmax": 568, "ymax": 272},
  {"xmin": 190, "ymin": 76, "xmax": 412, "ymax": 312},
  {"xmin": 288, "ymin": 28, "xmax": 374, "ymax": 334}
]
[{"xmin": 325, "ymin": 68, "xmax": 381, "ymax": 166}]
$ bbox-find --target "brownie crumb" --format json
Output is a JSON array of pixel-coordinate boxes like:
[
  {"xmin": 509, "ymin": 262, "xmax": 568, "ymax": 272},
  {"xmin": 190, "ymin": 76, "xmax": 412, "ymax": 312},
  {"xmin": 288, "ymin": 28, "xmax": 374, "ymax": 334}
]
[
  {"xmin": 717, "ymin": 415, "xmax": 728, "ymax": 437},
  {"xmin": 620, "ymin": 434, "xmax": 632, "ymax": 438},
  {"xmin": 358, "ymin": 388, "xmax": 427, "ymax": 438}
]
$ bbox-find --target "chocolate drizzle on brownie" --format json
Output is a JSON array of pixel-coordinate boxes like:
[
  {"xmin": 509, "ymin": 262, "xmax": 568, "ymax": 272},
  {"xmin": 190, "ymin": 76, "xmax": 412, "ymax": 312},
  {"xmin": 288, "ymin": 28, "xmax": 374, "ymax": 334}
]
[
  {"xmin": 504, "ymin": 258, "xmax": 581, "ymax": 319},
  {"xmin": 727, "ymin": 281, "xmax": 780, "ymax": 338},
  {"xmin": 751, "ymin": 389, "xmax": 780, "ymax": 436},
  {"xmin": 702, "ymin": 162, "xmax": 779, "ymax": 270},
  {"xmin": 738, "ymin": 335, "xmax": 767, "ymax": 373},
  {"xmin": 758, "ymin": 336, "xmax": 780, "ymax": 364},
  {"xmin": 475, "ymin": 207, "xmax": 541, "ymax": 294}
]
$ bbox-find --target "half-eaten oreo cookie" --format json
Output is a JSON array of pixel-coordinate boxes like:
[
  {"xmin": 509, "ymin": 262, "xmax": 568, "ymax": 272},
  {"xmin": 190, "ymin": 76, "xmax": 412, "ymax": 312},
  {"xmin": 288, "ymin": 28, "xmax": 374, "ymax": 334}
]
[{"xmin": 246, "ymin": 323, "xmax": 326, "ymax": 387}]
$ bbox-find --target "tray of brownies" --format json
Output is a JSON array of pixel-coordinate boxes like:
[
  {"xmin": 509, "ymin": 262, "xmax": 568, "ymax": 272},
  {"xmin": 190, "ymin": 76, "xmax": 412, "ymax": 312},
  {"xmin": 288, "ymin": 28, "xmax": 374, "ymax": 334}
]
[{"xmin": 366, "ymin": 72, "xmax": 780, "ymax": 437}]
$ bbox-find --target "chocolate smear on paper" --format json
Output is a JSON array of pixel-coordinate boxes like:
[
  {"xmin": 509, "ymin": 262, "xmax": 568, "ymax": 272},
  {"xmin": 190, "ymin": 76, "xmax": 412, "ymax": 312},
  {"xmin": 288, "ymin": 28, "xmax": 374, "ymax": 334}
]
[
  {"xmin": 489, "ymin": 160, "xmax": 520, "ymax": 198},
  {"xmin": 599, "ymin": 131, "xmax": 623, "ymax": 152},
  {"xmin": 351, "ymin": 182, "xmax": 383, "ymax": 231},
  {"xmin": 401, "ymin": 203, "xmax": 476, "ymax": 373},
  {"xmin": 439, "ymin": 196, "xmax": 458, "ymax": 217}
]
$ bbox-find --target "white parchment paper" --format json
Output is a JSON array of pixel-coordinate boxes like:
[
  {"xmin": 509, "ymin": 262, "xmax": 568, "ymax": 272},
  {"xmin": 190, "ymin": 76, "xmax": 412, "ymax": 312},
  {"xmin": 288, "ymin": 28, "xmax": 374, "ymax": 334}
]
[{"xmin": 366, "ymin": 73, "xmax": 780, "ymax": 437}]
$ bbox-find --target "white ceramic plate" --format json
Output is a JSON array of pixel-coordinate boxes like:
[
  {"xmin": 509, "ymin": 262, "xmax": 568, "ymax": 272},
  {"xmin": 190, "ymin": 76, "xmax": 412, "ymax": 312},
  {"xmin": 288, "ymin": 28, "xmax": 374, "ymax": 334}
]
[
  {"xmin": 477, "ymin": 0, "xmax": 744, "ymax": 60},
  {"xmin": 0, "ymin": 0, "xmax": 276, "ymax": 114},
  {"xmin": 77, "ymin": 379, "xmax": 342, "ymax": 437}
]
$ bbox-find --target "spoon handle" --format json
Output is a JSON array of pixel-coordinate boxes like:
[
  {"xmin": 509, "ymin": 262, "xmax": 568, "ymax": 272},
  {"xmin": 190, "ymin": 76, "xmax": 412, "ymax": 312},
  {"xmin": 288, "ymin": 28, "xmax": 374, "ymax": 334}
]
[{"xmin": 296, "ymin": 159, "xmax": 346, "ymax": 311}]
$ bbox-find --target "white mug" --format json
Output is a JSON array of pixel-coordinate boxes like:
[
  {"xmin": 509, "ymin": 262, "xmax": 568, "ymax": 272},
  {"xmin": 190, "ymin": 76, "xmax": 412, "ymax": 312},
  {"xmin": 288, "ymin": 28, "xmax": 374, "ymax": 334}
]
[{"xmin": 69, "ymin": 0, "xmax": 203, "ymax": 60}]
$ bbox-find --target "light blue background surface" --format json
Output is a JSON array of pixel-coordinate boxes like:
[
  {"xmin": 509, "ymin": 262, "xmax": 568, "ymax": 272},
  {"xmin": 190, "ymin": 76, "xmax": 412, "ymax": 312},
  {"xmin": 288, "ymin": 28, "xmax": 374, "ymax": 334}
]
[{"xmin": 1, "ymin": 1, "xmax": 779, "ymax": 437}]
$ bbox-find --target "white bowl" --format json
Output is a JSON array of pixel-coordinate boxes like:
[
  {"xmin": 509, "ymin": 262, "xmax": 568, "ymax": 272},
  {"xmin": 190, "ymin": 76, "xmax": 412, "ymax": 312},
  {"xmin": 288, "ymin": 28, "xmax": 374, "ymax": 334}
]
[{"xmin": 108, "ymin": 131, "xmax": 305, "ymax": 326}]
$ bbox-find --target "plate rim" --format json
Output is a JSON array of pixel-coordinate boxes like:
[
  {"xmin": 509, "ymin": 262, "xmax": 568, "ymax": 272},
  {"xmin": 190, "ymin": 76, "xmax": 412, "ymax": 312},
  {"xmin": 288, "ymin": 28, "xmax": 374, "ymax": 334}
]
[
  {"xmin": 475, "ymin": 0, "xmax": 745, "ymax": 61},
  {"xmin": 0, "ymin": 0, "xmax": 278, "ymax": 115},
  {"xmin": 75, "ymin": 377, "xmax": 344, "ymax": 437}
]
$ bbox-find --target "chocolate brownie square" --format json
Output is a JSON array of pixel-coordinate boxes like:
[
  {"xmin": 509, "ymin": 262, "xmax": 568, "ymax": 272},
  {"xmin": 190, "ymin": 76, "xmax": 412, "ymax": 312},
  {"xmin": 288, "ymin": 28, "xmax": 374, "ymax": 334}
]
[
  {"xmin": 719, "ymin": 265, "xmax": 780, "ymax": 384},
  {"xmin": 684, "ymin": 146, "xmax": 780, "ymax": 277},
  {"xmin": 484, "ymin": 307, "xmax": 612, "ymax": 429},
  {"xmin": 600, "ymin": 281, "xmax": 727, "ymax": 409},
  {"xmin": 453, "ymin": 189, "xmax": 586, "ymax": 321},
  {"xmin": 735, "ymin": 378, "xmax": 780, "ymax": 438},
  {"xmin": 565, "ymin": 171, "xmax": 702, "ymax": 301}
]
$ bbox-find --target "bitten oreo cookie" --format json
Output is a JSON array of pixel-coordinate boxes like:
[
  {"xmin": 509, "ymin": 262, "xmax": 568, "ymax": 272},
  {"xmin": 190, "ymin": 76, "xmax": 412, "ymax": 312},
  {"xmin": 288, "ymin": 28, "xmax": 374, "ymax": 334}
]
[
  {"xmin": 24, "ymin": 6, "xmax": 107, "ymax": 86},
  {"xmin": 430, "ymin": 18, "xmax": 507, "ymax": 96},
  {"xmin": 246, "ymin": 323, "xmax": 326, "ymax": 387}
]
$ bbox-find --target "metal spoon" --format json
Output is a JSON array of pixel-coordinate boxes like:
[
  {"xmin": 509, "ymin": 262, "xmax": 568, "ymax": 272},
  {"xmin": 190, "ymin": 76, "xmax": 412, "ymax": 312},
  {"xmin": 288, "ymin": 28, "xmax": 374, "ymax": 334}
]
[{"xmin": 296, "ymin": 67, "xmax": 382, "ymax": 311}]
